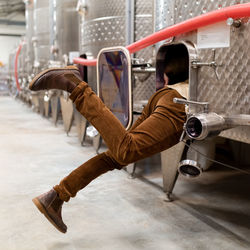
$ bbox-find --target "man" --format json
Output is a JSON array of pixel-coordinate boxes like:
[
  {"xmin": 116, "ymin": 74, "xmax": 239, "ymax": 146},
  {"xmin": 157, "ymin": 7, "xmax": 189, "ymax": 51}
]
[{"xmin": 30, "ymin": 51, "xmax": 189, "ymax": 233}]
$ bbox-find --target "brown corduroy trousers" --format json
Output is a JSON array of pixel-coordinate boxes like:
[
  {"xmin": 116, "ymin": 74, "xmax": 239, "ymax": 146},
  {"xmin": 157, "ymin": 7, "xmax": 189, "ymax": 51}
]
[{"xmin": 54, "ymin": 81, "xmax": 186, "ymax": 202}]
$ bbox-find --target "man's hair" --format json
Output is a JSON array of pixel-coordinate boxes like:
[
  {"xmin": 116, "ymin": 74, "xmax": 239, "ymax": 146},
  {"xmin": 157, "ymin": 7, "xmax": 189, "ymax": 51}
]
[{"xmin": 164, "ymin": 46, "xmax": 189, "ymax": 85}]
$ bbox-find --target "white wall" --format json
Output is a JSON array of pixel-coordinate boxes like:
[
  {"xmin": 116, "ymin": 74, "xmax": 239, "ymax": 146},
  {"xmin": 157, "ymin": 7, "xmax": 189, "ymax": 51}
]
[
  {"xmin": 0, "ymin": 20, "xmax": 25, "ymax": 66},
  {"xmin": 0, "ymin": 35, "xmax": 21, "ymax": 65}
]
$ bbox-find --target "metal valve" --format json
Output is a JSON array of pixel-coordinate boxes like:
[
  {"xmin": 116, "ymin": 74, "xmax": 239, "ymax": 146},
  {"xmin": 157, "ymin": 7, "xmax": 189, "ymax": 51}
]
[
  {"xmin": 191, "ymin": 49, "xmax": 222, "ymax": 80},
  {"xmin": 173, "ymin": 98, "xmax": 209, "ymax": 113},
  {"xmin": 77, "ymin": 0, "xmax": 88, "ymax": 15},
  {"xmin": 132, "ymin": 58, "xmax": 155, "ymax": 81}
]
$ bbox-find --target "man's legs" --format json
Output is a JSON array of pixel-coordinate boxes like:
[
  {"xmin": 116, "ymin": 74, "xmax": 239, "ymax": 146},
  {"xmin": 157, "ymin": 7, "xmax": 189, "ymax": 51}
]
[
  {"xmin": 31, "ymin": 68, "xmax": 186, "ymax": 233},
  {"xmin": 54, "ymin": 152, "xmax": 124, "ymax": 202},
  {"xmin": 51, "ymin": 82, "xmax": 186, "ymax": 203},
  {"xmin": 69, "ymin": 81, "xmax": 186, "ymax": 165},
  {"xmin": 29, "ymin": 67, "xmax": 185, "ymax": 165}
]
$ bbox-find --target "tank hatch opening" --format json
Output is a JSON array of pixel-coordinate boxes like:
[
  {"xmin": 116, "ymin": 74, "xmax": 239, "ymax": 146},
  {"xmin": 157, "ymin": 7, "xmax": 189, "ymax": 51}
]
[
  {"xmin": 97, "ymin": 46, "xmax": 133, "ymax": 130},
  {"xmin": 156, "ymin": 43, "xmax": 191, "ymax": 91}
]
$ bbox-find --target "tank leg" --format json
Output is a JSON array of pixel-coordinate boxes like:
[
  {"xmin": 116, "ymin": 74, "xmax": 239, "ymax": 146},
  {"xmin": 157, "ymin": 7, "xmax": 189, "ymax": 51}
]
[
  {"xmin": 38, "ymin": 92, "xmax": 45, "ymax": 116},
  {"xmin": 60, "ymin": 96, "xmax": 74, "ymax": 134},
  {"xmin": 165, "ymin": 192, "xmax": 174, "ymax": 202},
  {"xmin": 74, "ymin": 109, "xmax": 87, "ymax": 145},
  {"xmin": 128, "ymin": 163, "xmax": 137, "ymax": 179},
  {"xmin": 51, "ymin": 93, "xmax": 60, "ymax": 125},
  {"xmin": 161, "ymin": 142, "xmax": 185, "ymax": 201},
  {"xmin": 93, "ymin": 133, "xmax": 102, "ymax": 154},
  {"xmin": 44, "ymin": 99, "xmax": 50, "ymax": 118}
]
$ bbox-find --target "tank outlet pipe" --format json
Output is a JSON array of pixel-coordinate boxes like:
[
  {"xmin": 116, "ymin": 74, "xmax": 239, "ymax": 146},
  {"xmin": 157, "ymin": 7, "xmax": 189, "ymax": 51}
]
[
  {"xmin": 185, "ymin": 113, "xmax": 250, "ymax": 140},
  {"xmin": 178, "ymin": 138, "xmax": 216, "ymax": 178},
  {"xmin": 14, "ymin": 43, "xmax": 23, "ymax": 92},
  {"xmin": 73, "ymin": 3, "xmax": 250, "ymax": 66},
  {"xmin": 185, "ymin": 113, "xmax": 226, "ymax": 140},
  {"xmin": 178, "ymin": 159, "xmax": 202, "ymax": 178}
]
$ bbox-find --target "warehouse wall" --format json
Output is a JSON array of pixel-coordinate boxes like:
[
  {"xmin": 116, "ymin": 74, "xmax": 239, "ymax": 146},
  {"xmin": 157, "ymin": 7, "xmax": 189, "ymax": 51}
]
[
  {"xmin": 0, "ymin": 35, "xmax": 21, "ymax": 65},
  {"xmin": 0, "ymin": 14, "xmax": 25, "ymax": 66}
]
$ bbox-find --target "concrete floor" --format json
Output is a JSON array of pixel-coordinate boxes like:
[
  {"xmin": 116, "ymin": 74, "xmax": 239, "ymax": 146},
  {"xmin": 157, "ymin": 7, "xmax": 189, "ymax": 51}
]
[{"xmin": 0, "ymin": 96, "xmax": 250, "ymax": 250}]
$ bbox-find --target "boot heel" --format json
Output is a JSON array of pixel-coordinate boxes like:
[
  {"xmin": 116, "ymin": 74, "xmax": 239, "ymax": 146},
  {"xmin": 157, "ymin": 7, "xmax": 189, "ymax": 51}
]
[{"xmin": 32, "ymin": 198, "xmax": 46, "ymax": 215}]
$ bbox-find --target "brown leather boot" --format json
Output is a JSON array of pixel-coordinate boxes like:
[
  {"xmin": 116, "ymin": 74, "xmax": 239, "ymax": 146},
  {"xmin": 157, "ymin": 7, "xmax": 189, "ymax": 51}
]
[
  {"xmin": 32, "ymin": 189, "xmax": 67, "ymax": 233},
  {"xmin": 29, "ymin": 65, "xmax": 82, "ymax": 93}
]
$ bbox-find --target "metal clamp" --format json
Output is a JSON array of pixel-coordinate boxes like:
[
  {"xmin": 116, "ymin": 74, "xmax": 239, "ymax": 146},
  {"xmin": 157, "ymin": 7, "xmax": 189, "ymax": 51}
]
[
  {"xmin": 132, "ymin": 58, "xmax": 155, "ymax": 82},
  {"xmin": 77, "ymin": 0, "xmax": 88, "ymax": 15},
  {"xmin": 227, "ymin": 18, "xmax": 241, "ymax": 28},
  {"xmin": 132, "ymin": 67, "xmax": 155, "ymax": 73},
  {"xmin": 173, "ymin": 98, "xmax": 209, "ymax": 113}
]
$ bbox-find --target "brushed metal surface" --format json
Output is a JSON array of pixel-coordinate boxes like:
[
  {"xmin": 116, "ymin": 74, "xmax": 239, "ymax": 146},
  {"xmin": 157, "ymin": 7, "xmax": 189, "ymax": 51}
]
[
  {"xmin": 161, "ymin": 142, "xmax": 184, "ymax": 195},
  {"xmin": 33, "ymin": 0, "xmax": 79, "ymax": 69},
  {"xmin": 175, "ymin": 0, "xmax": 247, "ymax": 23},
  {"xmin": 79, "ymin": 0, "xmax": 126, "ymax": 56},
  {"xmin": 79, "ymin": 0, "xmax": 126, "ymax": 91},
  {"xmin": 25, "ymin": 1, "xmax": 34, "ymax": 76},
  {"xmin": 133, "ymin": 0, "xmax": 155, "ymax": 102},
  {"xmin": 50, "ymin": 0, "xmax": 79, "ymax": 62},
  {"xmin": 33, "ymin": 0, "xmax": 50, "ymax": 69},
  {"xmin": 154, "ymin": 0, "xmax": 175, "ymax": 33},
  {"xmin": 8, "ymin": 50, "xmax": 15, "ymax": 88}
]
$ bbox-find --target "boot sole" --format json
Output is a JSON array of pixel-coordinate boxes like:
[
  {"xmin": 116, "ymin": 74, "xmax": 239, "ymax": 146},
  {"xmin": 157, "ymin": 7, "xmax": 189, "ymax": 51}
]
[
  {"xmin": 29, "ymin": 66, "xmax": 78, "ymax": 91},
  {"xmin": 32, "ymin": 197, "xmax": 67, "ymax": 233}
]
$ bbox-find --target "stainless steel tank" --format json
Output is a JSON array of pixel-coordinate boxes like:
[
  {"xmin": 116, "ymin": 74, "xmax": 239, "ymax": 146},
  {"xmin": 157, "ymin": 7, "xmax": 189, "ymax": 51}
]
[
  {"xmin": 77, "ymin": 0, "xmax": 155, "ymax": 146},
  {"xmin": 7, "ymin": 50, "xmax": 16, "ymax": 95},
  {"xmin": 33, "ymin": 0, "xmax": 50, "ymax": 71},
  {"xmin": 18, "ymin": 40, "xmax": 28, "ymax": 100},
  {"xmin": 50, "ymin": 0, "xmax": 79, "ymax": 126},
  {"xmin": 32, "ymin": 0, "xmax": 79, "ymax": 120},
  {"xmin": 32, "ymin": 0, "xmax": 50, "ymax": 115},
  {"xmin": 155, "ymin": 0, "xmax": 249, "ymax": 143},
  {"xmin": 24, "ymin": 0, "xmax": 34, "ymax": 79},
  {"xmin": 133, "ymin": 0, "xmax": 155, "ymax": 101},
  {"xmin": 0, "ymin": 66, "xmax": 8, "ymax": 95},
  {"xmin": 22, "ymin": 1, "xmax": 37, "ymax": 107},
  {"xmin": 50, "ymin": 0, "xmax": 79, "ymax": 63},
  {"xmin": 76, "ymin": 0, "xmax": 126, "ymax": 143},
  {"xmin": 32, "ymin": 0, "xmax": 79, "ymax": 69},
  {"xmin": 78, "ymin": 0, "xmax": 126, "ymax": 91},
  {"xmin": 154, "ymin": 0, "xmax": 250, "ymax": 200}
]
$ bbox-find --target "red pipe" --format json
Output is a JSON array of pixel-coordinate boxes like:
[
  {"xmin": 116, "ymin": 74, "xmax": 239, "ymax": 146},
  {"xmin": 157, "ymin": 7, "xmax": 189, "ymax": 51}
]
[
  {"xmin": 73, "ymin": 3, "xmax": 250, "ymax": 66},
  {"xmin": 14, "ymin": 43, "xmax": 23, "ymax": 91},
  {"xmin": 127, "ymin": 3, "xmax": 250, "ymax": 53},
  {"xmin": 73, "ymin": 57, "xmax": 97, "ymax": 66}
]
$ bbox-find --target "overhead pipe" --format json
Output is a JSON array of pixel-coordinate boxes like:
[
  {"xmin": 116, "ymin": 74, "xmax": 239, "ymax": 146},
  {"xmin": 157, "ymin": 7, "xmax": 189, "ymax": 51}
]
[
  {"xmin": 73, "ymin": 3, "xmax": 250, "ymax": 66},
  {"xmin": 14, "ymin": 42, "xmax": 23, "ymax": 92},
  {"xmin": 73, "ymin": 57, "xmax": 97, "ymax": 66}
]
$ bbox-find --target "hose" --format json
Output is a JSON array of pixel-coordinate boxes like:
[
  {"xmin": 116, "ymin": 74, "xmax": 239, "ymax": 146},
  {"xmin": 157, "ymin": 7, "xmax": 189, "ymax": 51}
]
[{"xmin": 73, "ymin": 3, "xmax": 250, "ymax": 66}]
